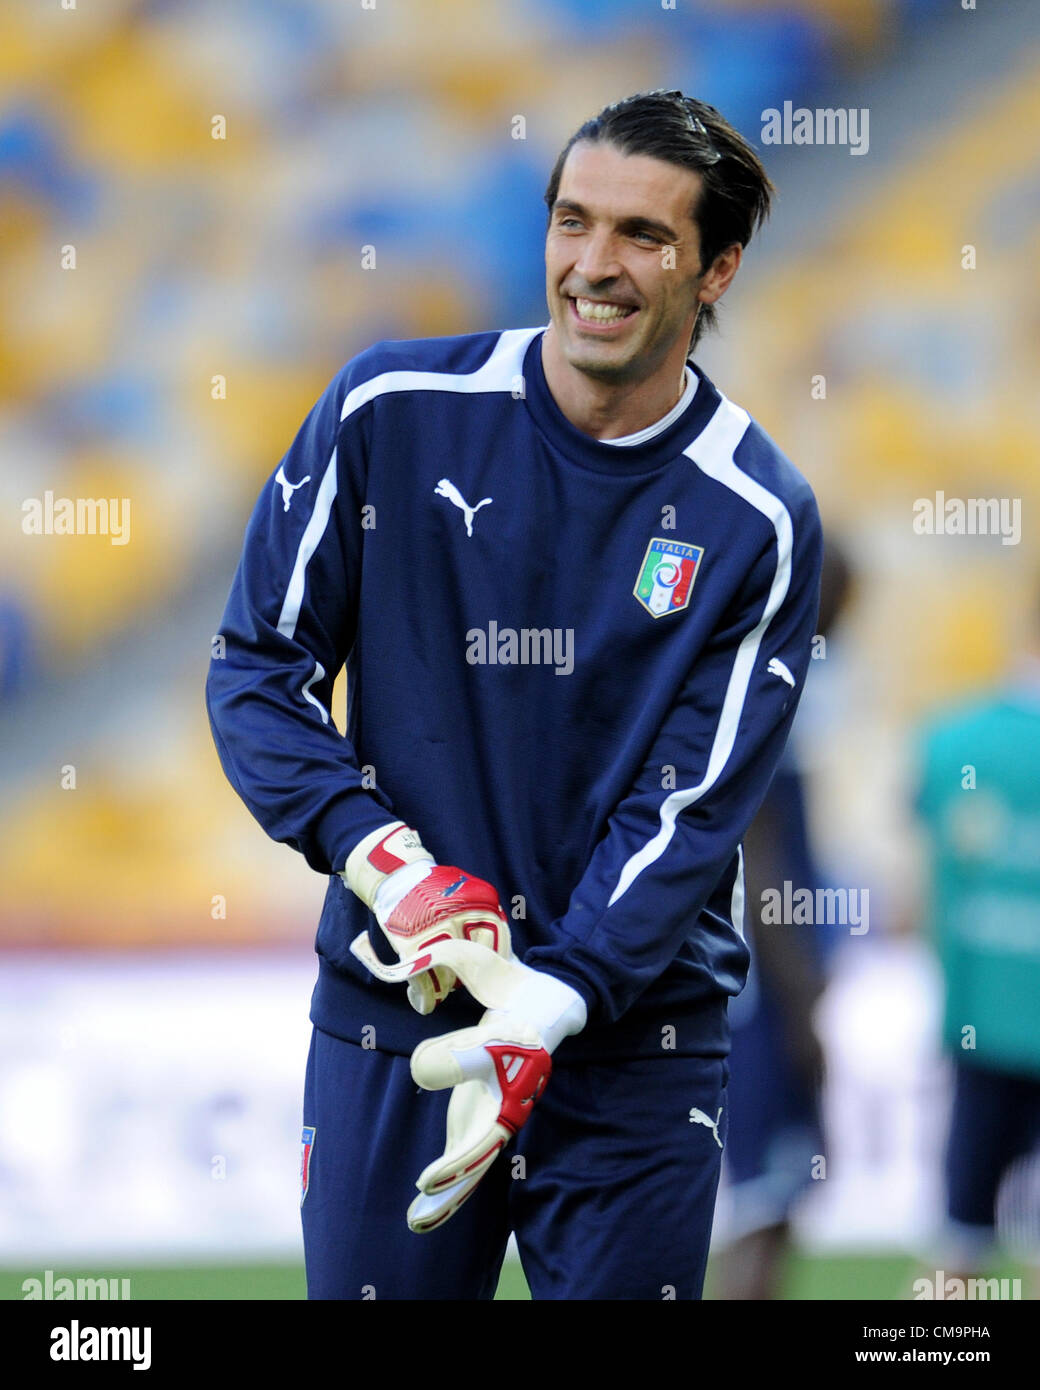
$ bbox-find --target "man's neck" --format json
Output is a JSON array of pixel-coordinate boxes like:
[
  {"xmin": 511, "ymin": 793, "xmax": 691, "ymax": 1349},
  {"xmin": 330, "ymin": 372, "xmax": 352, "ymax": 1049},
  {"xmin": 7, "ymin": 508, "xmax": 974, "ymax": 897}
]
[{"xmin": 540, "ymin": 326, "xmax": 689, "ymax": 442}]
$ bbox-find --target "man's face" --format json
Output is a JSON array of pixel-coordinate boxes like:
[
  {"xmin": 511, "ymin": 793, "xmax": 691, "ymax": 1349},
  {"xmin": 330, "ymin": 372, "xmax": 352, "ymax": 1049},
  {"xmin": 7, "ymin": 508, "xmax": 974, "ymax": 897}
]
[{"xmin": 545, "ymin": 140, "xmax": 707, "ymax": 382}]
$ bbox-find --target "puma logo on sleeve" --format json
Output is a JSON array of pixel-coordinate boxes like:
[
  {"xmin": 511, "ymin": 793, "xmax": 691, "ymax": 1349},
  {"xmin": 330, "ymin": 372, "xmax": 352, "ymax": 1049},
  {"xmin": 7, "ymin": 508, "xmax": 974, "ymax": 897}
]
[
  {"xmin": 767, "ymin": 657, "xmax": 796, "ymax": 689},
  {"xmin": 276, "ymin": 465, "xmax": 312, "ymax": 512}
]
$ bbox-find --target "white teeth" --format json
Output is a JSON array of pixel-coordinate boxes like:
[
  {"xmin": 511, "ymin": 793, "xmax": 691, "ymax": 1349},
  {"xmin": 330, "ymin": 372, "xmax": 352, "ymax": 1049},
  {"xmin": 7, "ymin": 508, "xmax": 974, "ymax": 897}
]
[{"xmin": 574, "ymin": 297, "xmax": 633, "ymax": 322}]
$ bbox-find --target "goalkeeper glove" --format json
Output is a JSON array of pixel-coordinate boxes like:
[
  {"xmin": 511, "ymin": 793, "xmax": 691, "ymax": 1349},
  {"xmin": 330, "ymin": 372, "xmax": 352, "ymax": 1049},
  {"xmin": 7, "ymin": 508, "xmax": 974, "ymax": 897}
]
[
  {"xmin": 342, "ymin": 822, "xmax": 512, "ymax": 1016},
  {"xmin": 370, "ymin": 937, "xmax": 587, "ymax": 1233}
]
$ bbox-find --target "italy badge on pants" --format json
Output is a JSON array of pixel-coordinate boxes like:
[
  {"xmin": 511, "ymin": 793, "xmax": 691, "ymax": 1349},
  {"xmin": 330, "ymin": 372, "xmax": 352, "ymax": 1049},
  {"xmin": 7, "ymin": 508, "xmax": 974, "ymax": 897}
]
[
  {"xmin": 300, "ymin": 1126, "xmax": 316, "ymax": 1207},
  {"xmin": 634, "ymin": 539, "xmax": 704, "ymax": 617}
]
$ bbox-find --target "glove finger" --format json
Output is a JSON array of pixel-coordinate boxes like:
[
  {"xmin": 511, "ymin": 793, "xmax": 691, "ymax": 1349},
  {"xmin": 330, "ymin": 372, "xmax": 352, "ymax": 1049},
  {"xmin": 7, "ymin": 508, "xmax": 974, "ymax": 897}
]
[
  {"xmin": 412, "ymin": 1025, "xmax": 518, "ymax": 1090},
  {"xmin": 415, "ymin": 1079, "xmax": 508, "ymax": 1194},
  {"xmin": 418, "ymin": 1132, "xmax": 506, "ymax": 1195},
  {"xmin": 451, "ymin": 911, "xmax": 509, "ymax": 957},
  {"xmin": 406, "ymin": 1171, "xmax": 483, "ymax": 1234},
  {"xmin": 405, "ymin": 965, "xmax": 456, "ymax": 1016}
]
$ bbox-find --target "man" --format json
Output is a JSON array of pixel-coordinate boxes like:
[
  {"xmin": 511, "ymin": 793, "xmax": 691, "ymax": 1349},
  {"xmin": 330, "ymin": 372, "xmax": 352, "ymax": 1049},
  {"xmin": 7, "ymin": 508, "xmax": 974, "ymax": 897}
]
[
  {"xmin": 913, "ymin": 609, "xmax": 1040, "ymax": 1289},
  {"xmin": 206, "ymin": 90, "xmax": 823, "ymax": 1300}
]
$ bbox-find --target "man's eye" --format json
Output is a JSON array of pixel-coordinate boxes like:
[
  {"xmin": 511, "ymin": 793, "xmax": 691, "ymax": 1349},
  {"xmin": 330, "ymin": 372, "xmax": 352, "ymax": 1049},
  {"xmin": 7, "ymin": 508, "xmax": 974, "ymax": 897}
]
[
  {"xmin": 558, "ymin": 218, "xmax": 582, "ymax": 229},
  {"xmin": 633, "ymin": 230, "xmax": 659, "ymax": 243}
]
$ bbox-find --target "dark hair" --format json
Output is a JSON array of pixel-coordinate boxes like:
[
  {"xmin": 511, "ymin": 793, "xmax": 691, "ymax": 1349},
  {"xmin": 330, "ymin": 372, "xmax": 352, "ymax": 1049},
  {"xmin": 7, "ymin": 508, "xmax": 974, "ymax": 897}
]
[{"xmin": 543, "ymin": 90, "xmax": 775, "ymax": 356}]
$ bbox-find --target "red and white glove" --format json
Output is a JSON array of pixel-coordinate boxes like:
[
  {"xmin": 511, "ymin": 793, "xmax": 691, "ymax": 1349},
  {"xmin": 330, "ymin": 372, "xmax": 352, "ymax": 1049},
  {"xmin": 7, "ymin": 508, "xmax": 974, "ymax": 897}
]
[
  {"xmin": 367, "ymin": 937, "xmax": 587, "ymax": 1233},
  {"xmin": 342, "ymin": 822, "xmax": 512, "ymax": 1015}
]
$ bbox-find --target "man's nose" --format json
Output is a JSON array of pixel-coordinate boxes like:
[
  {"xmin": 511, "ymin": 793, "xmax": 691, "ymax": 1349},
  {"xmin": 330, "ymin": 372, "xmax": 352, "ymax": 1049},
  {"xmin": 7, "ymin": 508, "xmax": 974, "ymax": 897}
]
[{"xmin": 573, "ymin": 230, "xmax": 623, "ymax": 285}]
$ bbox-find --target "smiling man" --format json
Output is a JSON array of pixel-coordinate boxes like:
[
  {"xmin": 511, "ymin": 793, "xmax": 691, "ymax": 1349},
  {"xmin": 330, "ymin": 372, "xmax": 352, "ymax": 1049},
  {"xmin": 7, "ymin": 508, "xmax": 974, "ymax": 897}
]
[
  {"xmin": 207, "ymin": 90, "xmax": 823, "ymax": 1300},
  {"xmin": 544, "ymin": 146, "xmax": 737, "ymax": 438}
]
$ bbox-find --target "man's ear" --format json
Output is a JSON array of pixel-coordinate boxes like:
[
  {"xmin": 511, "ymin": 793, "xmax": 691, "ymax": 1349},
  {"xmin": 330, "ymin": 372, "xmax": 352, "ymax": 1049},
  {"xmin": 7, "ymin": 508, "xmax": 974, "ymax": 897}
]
[{"xmin": 697, "ymin": 243, "xmax": 742, "ymax": 306}]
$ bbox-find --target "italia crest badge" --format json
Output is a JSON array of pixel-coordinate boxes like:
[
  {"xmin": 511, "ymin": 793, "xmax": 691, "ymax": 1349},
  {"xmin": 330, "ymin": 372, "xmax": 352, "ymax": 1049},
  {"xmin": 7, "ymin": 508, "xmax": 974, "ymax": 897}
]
[
  {"xmin": 300, "ymin": 1125, "xmax": 316, "ymax": 1206},
  {"xmin": 634, "ymin": 539, "xmax": 704, "ymax": 617}
]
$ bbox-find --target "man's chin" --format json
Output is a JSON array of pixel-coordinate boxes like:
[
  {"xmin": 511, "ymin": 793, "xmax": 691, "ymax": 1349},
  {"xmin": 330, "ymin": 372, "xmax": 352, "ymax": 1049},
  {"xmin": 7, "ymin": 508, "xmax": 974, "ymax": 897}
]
[{"xmin": 558, "ymin": 330, "xmax": 642, "ymax": 381}]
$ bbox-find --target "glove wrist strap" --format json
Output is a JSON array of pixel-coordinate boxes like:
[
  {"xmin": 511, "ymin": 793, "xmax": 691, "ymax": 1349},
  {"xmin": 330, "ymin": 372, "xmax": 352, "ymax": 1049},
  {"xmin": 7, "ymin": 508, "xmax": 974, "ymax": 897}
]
[
  {"xmin": 373, "ymin": 860, "xmax": 437, "ymax": 929},
  {"xmin": 342, "ymin": 822, "xmax": 435, "ymax": 908}
]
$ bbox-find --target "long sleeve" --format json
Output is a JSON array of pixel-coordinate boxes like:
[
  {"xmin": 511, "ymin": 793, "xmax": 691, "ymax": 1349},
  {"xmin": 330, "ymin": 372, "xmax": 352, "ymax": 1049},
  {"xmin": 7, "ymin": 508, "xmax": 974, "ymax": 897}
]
[
  {"xmin": 525, "ymin": 486, "xmax": 824, "ymax": 1025},
  {"xmin": 205, "ymin": 362, "xmax": 399, "ymax": 876}
]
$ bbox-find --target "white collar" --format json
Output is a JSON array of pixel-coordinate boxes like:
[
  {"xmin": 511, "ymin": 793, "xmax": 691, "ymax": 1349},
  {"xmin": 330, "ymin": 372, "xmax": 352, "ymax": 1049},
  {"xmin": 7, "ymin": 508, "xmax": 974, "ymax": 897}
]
[{"xmin": 599, "ymin": 366, "xmax": 698, "ymax": 447}]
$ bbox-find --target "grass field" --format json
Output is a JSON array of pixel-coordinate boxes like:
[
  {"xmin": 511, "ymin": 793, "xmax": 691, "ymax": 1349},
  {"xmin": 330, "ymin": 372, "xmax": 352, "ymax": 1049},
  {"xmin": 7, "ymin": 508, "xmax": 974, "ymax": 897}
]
[{"xmin": 3, "ymin": 1253, "xmax": 1032, "ymax": 1300}]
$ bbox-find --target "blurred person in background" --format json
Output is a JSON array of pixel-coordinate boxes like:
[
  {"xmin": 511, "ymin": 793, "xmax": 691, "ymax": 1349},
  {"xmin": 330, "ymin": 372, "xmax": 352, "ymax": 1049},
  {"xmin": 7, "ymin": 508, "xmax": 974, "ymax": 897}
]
[
  {"xmin": 913, "ymin": 587, "xmax": 1040, "ymax": 1292},
  {"xmin": 0, "ymin": 592, "xmax": 35, "ymax": 703},
  {"xmin": 715, "ymin": 538, "xmax": 853, "ymax": 1299}
]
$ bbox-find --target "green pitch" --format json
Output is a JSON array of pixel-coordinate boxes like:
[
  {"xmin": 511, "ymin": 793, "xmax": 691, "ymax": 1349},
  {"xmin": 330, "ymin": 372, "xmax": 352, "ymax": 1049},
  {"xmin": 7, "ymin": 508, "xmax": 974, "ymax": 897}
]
[{"xmin": 1, "ymin": 1253, "xmax": 1030, "ymax": 1300}]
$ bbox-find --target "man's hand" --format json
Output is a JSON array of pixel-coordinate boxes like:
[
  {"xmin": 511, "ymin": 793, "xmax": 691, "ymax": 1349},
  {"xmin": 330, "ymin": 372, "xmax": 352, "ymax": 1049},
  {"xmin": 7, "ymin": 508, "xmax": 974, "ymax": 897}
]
[
  {"xmin": 342, "ymin": 822, "xmax": 512, "ymax": 1015},
  {"xmin": 382, "ymin": 938, "xmax": 587, "ymax": 1233}
]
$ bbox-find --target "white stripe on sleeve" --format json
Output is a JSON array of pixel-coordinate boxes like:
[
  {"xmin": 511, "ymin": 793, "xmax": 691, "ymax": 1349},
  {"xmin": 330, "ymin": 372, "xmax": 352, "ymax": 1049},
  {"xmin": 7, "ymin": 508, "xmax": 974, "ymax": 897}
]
[
  {"xmin": 277, "ymin": 447, "xmax": 340, "ymax": 640},
  {"xmin": 730, "ymin": 843, "xmax": 746, "ymax": 939}
]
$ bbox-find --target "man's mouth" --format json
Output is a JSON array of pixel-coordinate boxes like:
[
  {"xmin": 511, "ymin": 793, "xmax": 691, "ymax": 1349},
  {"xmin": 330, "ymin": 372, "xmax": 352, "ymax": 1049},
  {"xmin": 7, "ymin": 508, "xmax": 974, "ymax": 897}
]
[{"xmin": 568, "ymin": 295, "xmax": 638, "ymax": 325}]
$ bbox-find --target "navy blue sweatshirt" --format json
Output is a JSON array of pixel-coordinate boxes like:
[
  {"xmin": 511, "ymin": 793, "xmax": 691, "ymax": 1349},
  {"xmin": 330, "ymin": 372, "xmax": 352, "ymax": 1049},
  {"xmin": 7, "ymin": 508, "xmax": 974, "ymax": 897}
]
[{"xmin": 206, "ymin": 326, "xmax": 823, "ymax": 1061}]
